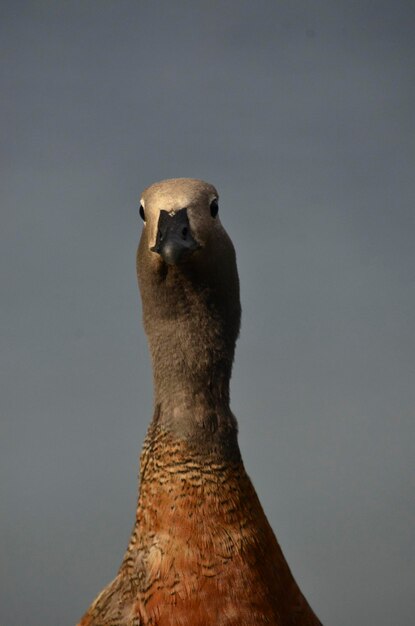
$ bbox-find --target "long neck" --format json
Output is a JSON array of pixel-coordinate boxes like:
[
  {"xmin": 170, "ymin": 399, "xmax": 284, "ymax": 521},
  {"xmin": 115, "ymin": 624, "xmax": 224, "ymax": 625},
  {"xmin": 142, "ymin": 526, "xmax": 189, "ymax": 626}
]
[{"xmin": 138, "ymin": 252, "xmax": 241, "ymax": 452}]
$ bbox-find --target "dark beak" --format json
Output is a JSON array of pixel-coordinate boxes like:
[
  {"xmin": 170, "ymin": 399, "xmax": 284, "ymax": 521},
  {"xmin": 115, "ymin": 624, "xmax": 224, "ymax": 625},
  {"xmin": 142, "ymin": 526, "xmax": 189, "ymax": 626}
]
[{"xmin": 151, "ymin": 208, "xmax": 199, "ymax": 265}]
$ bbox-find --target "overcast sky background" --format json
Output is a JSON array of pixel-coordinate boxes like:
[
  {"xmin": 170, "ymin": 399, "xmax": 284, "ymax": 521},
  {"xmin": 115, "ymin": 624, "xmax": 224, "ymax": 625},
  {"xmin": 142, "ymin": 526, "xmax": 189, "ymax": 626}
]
[{"xmin": 1, "ymin": 2, "xmax": 414, "ymax": 625}]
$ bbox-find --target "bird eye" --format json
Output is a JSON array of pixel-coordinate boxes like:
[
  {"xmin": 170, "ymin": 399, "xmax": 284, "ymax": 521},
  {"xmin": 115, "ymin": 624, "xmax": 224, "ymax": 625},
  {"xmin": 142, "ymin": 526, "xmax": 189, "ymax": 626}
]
[
  {"xmin": 139, "ymin": 204, "xmax": 145, "ymax": 221},
  {"xmin": 210, "ymin": 199, "xmax": 219, "ymax": 218}
]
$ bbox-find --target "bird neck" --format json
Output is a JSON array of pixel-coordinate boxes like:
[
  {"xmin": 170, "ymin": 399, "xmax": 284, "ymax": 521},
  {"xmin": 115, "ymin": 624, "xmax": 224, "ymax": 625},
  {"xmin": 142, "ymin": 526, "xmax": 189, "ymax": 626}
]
[{"xmin": 139, "ymin": 260, "xmax": 241, "ymax": 451}]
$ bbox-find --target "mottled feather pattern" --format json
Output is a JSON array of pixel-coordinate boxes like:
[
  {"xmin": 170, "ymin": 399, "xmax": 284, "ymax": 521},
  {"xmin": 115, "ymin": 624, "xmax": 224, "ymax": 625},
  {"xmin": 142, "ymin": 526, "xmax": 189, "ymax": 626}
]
[{"xmin": 78, "ymin": 426, "xmax": 320, "ymax": 625}]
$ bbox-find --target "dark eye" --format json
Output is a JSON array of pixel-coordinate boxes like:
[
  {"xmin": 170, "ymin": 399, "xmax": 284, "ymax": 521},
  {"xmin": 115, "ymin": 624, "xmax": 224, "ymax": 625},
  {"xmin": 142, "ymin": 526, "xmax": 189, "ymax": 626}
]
[
  {"xmin": 139, "ymin": 204, "xmax": 145, "ymax": 221},
  {"xmin": 210, "ymin": 198, "xmax": 219, "ymax": 218}
]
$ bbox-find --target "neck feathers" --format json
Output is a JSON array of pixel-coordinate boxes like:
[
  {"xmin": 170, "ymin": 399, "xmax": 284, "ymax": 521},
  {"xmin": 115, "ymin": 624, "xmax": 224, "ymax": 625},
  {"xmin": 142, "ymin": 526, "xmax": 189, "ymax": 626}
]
[{"xmin": 137, "ymin": 237, "xmax": 241, "ymax": 448}]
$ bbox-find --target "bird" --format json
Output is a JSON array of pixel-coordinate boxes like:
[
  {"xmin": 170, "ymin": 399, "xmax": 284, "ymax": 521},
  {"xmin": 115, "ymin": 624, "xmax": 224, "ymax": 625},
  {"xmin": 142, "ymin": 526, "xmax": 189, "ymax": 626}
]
[{"xmin": 77, "ymin": 178, "xmax": 322, "ymax": 625}]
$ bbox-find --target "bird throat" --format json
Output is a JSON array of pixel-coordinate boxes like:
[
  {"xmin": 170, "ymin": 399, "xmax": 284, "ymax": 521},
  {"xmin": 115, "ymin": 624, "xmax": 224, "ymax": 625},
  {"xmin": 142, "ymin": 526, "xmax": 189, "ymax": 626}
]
[{"xmin": 140, "ymin": 263, "xmax": 240, "ymax": 459}]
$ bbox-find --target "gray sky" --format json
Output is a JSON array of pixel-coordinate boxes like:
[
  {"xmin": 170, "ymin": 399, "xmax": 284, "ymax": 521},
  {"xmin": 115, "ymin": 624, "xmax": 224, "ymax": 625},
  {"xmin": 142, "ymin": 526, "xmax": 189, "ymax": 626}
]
[{"xmin": 1, "ymin": 2, "xmax": 414, "ymax": 625}]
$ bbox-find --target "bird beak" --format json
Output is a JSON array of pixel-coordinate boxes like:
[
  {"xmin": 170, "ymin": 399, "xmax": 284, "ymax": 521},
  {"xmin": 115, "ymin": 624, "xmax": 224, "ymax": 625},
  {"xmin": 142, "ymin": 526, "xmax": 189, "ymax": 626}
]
[{"xmin": 151, "ymin": 208, "xmax": 199, "ymax": 265}]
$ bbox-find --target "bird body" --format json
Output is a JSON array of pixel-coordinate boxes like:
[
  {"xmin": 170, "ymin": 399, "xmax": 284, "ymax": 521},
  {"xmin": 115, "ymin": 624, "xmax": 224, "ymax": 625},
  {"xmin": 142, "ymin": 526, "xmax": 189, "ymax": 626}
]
[{"xmin": 77, "ymin": 179, "xmax": 321, "ymax": 626}]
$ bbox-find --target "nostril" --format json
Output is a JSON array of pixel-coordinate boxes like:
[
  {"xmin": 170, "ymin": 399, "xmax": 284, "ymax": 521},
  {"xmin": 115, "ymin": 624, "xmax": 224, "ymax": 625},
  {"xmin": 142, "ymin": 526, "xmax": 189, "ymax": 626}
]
[{"xmin": 181, "ymin": 227, "xmax": 188, "ymax": 239}]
